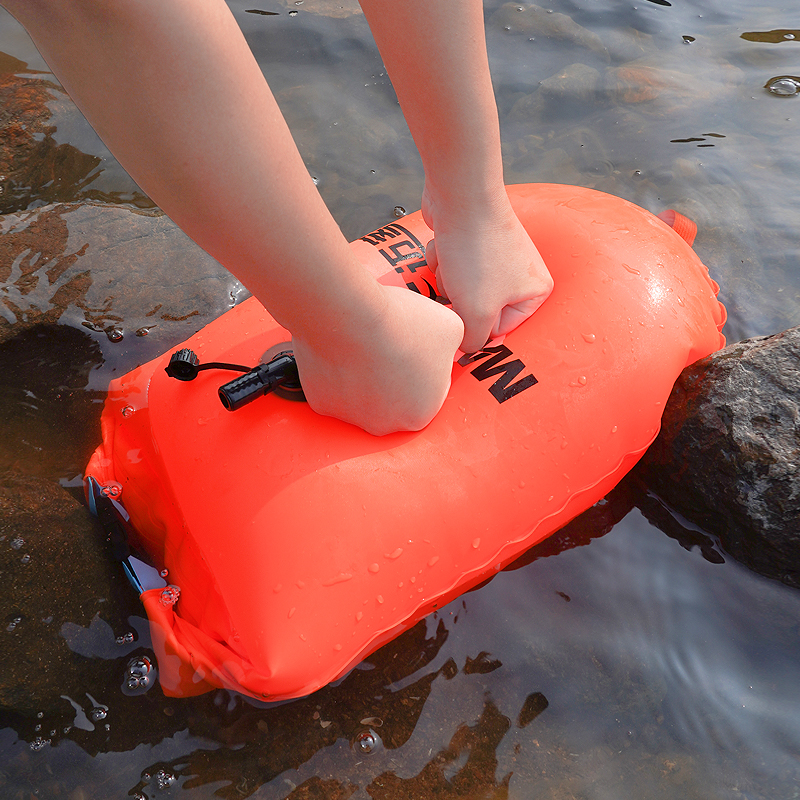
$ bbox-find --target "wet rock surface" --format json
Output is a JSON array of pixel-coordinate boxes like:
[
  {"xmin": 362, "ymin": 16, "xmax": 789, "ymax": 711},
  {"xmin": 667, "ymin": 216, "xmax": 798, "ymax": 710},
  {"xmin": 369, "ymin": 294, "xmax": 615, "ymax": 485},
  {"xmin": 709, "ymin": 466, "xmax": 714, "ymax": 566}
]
[
  {"xmin": 638, "ymin": 327, "xmax": 800, "ymax": 586},
  {"xmin": 0, "ymin": 52, "xmax": 152, "ymax": 212},
  {"xmin": 0, "ymin": 201, "xmax": 244, "ymax": 377},
  {"xmin": 0, "ymin": 325, "xmax": 104, "ymax": 481},
  {"xmin": 0, "ymin": 471, "xmax": 138, "ymax": 715}
]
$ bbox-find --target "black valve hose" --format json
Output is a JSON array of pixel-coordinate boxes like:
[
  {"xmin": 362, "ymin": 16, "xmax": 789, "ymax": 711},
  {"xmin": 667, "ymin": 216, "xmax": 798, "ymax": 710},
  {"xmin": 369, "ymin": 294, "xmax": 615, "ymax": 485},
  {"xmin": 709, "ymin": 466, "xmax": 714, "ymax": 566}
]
[{"xmin": 218, "ymin": 351, "xmax": 301, "ymax": 411}]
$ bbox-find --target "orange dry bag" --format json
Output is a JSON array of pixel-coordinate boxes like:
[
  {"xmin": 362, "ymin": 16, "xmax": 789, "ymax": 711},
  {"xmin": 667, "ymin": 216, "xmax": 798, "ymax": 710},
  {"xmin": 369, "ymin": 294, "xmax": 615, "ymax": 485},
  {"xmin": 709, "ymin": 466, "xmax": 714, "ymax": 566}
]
[{"xmin": 85, "ymin": 184, "xmax": 726, "ymax": 701}]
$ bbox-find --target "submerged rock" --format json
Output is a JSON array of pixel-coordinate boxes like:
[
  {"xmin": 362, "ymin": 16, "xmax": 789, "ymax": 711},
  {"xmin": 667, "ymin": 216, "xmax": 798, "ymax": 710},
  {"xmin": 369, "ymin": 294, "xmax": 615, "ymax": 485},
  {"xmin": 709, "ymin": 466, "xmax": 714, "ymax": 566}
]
[
  {"xmin": 490, "ymin": 3, "xmax": 609, "ymax": 59},
  {"xmin": 273, "ymin": 0, "xmax": 361, "ymax": 17},
  {"xmin": 0, "ymin": 202, "xmax": 243, "ymax": 378},
  {"xmin": 0, "ymin": 325, "xmax": 104, "ymax": 481},
  {"xmin": 0, "ymin": 53, "xmax": 151, "ymax": 213},
  {"xmin": 638, "ymin": 327, "xmax": 800, "ymax": 586},
  {"xmin": 0, "ymin": 472, "xmax": 138, "ymax": 715}
]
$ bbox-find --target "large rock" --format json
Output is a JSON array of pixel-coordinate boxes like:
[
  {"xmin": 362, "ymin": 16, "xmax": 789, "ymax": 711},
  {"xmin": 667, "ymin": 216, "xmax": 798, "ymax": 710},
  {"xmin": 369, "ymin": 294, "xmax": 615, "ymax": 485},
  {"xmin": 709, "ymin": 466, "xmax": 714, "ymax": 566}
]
[
  {"xmin": 0, "ymin": 202, "xmax": 243, "ymax": 371},
  {"xmin": 0, "ymin": 202, "xmax": 244, "ymax": 483},
  {"xmin": 638, "ymin": 327, "xmax": 800, "ymax": 586}
]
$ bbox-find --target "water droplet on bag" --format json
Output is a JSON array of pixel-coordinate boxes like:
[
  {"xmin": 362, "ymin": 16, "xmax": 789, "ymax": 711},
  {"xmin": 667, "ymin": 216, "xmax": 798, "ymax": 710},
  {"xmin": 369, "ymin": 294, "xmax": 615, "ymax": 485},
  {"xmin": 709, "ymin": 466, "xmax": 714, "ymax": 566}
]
[
  {"xmin": 682, "ymin": 35, "xmax": 695, "ymax": 44},
  {"xmin": 89, "ymin": 706, "xmax": 108, "ymax": 722},
  {"xmin": 393, "ymin": 206, "xmax": 406, "ymax": 217},
  {"xmin": 121, "ymin": 406, "xmax": 134, "ymax": 417},
  {"xmin": 10, "ymin": 537, "xmax": 23, "ymax": 550},
  {"xmin": 160, "ymin": 585, "xmax": 181, "ymax": 607},
  {"xmin": 160, "ymin": 568, "xmax": 169, "ymax": 578},
  {"xmin": 288, "ymin": 9, "xmax": 298, "ymax": 16},
  {"xmin": 106, "ymin": 328, "xmax": 124, "ymax": 343}
]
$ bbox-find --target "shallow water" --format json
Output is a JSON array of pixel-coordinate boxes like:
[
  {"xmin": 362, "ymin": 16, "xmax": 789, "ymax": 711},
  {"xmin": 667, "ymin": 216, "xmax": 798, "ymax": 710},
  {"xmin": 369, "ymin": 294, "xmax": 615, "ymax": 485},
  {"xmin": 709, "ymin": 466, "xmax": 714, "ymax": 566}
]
[{"xmin": 1, "ymin": 1, "xmax": 800, "ymax": 798}]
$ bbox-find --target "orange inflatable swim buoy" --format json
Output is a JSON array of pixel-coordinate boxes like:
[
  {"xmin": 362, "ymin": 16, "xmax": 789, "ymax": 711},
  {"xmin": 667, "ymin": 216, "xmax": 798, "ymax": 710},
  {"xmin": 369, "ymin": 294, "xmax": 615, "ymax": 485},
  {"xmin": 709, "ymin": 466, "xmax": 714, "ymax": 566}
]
[{"xmin": 85, "ymin": 184, "xmax": 726, "ymax": 701}]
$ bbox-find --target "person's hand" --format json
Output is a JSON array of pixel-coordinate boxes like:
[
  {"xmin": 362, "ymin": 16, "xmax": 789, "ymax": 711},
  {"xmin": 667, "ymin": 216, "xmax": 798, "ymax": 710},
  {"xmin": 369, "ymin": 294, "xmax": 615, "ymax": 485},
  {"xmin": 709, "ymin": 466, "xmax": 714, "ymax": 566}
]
[
  {"xmin": 423, "ymin": 188, "xmax": 554, "ymax": 354},
  {"xmin": 292, "ymin": 284, "xmax": 464, "ymax": 436}
]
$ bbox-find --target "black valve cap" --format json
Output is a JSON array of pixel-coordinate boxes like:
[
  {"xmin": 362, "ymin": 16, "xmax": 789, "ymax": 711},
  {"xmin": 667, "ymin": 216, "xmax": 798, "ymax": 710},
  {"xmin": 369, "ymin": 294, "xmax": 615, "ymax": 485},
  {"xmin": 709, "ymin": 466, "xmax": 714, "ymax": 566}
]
[{"xmin": 165, "ymin": 349, "xmax": 200, "ymax": 381}]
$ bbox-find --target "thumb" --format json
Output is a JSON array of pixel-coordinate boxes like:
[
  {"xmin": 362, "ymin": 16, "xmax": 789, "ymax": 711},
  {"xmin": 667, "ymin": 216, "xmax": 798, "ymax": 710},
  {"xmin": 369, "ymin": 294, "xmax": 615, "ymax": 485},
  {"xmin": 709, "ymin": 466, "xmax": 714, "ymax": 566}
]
[
  {"xmin": 491, "ymin": 299, "xmax": 539, "ymax": 339},
  {"xmin": 426, "ymin": 238, "xmax": 449, "ymax": 302},
  {"xmin": 425, "ymin": 237, "xmax": 438, "ymax": 275}
]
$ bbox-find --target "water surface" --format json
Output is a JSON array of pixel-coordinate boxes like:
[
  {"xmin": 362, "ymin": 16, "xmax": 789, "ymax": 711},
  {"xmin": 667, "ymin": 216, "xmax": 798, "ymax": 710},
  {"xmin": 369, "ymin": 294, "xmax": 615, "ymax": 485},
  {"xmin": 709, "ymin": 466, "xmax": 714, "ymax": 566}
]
[{"xmin": 1, "ymin": 1, "xmax": 799, "ymax": 798}]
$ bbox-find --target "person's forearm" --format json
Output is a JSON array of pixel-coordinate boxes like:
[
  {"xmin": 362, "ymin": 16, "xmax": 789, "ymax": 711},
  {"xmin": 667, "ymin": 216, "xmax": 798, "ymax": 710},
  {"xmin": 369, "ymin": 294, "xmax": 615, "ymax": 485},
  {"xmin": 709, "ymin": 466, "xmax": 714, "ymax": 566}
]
[
  {"xmin": 358, "ymin": 0, "xmax": 506, "ymax": 215},
  {"xmin": 5, "ymin": 0, "xmax": 384, "ymax": 346},
  {"xmin": 357, "ymin": 0, "xmax": 552, "ymax": 355}
]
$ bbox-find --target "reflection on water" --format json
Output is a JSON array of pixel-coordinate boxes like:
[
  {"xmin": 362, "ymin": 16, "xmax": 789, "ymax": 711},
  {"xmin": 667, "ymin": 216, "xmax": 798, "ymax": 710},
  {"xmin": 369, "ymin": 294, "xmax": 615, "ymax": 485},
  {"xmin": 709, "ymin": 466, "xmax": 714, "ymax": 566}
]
[{"xmin": 1, "ymin": 0, "xmax": 799, "ymax": 798}]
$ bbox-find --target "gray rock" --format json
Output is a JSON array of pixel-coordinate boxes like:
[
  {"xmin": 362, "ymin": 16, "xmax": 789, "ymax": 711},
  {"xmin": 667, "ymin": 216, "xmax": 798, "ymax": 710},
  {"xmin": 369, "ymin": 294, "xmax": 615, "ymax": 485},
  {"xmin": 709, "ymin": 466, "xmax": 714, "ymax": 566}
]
[{"xmin": 638, "ymin": 327, "xmax": 800, "ymax": 586}]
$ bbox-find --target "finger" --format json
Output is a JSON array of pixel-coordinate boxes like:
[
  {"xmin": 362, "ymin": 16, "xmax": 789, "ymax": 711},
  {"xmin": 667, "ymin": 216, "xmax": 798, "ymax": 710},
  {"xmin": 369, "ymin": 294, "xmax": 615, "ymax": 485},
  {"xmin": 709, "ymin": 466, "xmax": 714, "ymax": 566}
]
[
  {"xmin": 492, "ymin": 300, "xmax": 539, "ymax": 339},
  {"xmin": 425, "ymin": 238, "xmax": 451, "ymax": 302},
  {"xmin": 425, "ymin": 237, "xmax": 438, "ymax": 273},
  {"xmin": 460, "ymin": 310, "xmax": 499, "ymax": 354}
]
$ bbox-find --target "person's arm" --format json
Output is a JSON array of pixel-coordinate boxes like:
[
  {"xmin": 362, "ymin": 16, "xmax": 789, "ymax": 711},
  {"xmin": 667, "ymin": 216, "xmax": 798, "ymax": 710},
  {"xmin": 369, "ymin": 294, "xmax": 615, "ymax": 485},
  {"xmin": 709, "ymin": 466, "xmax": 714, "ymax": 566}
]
[
  {"xmin": 359, "ymin": 0, "xmax": 553, "ymax": 353},
  {"xmin": 3, "ymin": 0, "xmax": 463, "ymax": 435}
]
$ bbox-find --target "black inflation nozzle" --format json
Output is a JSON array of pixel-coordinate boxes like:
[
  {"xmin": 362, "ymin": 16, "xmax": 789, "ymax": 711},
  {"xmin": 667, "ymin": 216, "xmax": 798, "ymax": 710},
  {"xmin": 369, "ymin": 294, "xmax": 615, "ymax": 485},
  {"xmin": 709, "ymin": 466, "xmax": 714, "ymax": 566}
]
[{"xmin": 218, "ymin": 351, "xmax": 302, "ymax": 411}]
